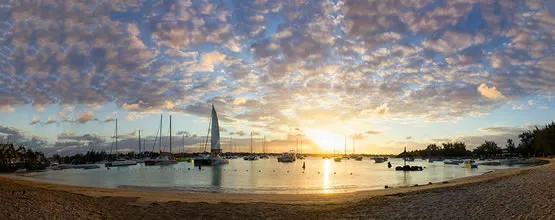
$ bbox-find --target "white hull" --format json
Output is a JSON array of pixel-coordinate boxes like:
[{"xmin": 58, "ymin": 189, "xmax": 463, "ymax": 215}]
[{"xmin": 105, "ymin": 160, "xmax": 137, "ymax": 167}]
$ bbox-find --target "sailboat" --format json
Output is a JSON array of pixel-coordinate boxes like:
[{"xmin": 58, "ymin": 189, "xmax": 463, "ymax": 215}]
[
  {"xmin": 144, "ymin": 115, "xmax": 178, "ymax": 166},
  {"xmin": 351, "ymin": 136, "xmax": 363, "ymax": 161},
  {"xmin": 193, "ymin": 105, "xmax": 229, "ymax": 166},
  {"xmin": 342, "ymin": 136, "xmax": 350, "ymax": 159},
  {"xmin": 259, "ymin": 136, "xmax": 269, "ymax": 159},
  {"xmin": 136, "ymin": 130, "xmax": 145, "ymax": 163},
  {"xmin": 333, "ymin": 136, "xmax": 342, "ymax": 162},
  {"xmin": 105, "ymin": 119, "xmax": 137, "ymax": 167}
]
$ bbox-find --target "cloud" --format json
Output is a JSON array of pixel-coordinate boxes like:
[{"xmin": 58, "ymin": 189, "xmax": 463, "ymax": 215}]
[
  {"xmin": 365, "ymin": 130, "xmax": 382, "ymax": 135},
  {"xmin": 75, "ymin": 112, "xmax": 95, "ymax": 124},
  {"xmin": 103, "ymin": 116, "xmax": 116, "ymax": 123},
  {"xmin": 479, "ymin": 126, "xmax": 527, "ymax": 134},
  {"xmin": 30, "ymin": 117, "xmax": 40, "ymax": 125},
  {"xmin": 45, "ymin": 117, "xmax": 56, "ymax": 125},
  {"xmin": 0, "ymin": 106, "xmax": 15, "ymax": 112},
  {"xmin": 1, "ymin": 0, "xmax": 554, "ymax": 141},
  {"xmin": 478, "ymin": 84, "xmax": 506, "ymax": 100}
]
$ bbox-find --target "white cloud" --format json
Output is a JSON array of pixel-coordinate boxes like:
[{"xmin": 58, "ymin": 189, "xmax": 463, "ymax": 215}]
[{"xmin": 478, "ymin": 84, "xmax": 506, "ymax": 100}]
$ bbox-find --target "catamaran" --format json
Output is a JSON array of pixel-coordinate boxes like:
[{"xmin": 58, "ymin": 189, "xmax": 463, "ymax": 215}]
[
  {"xmin": 105, "ymin": 119, "xmax": 137, "ymax": 167},
  {"xmin": 193, "ymin": 105, "xmax": 229, "ymax": 166},
  {"xmin": 145, "ymin": 115, "xmax": 178, "ymax": 166}
]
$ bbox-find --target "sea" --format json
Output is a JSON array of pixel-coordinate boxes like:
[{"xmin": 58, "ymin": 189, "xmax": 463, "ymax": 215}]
[{"xmin": 22, "ymin": 157, "xmax": 522, "ymax": 194}]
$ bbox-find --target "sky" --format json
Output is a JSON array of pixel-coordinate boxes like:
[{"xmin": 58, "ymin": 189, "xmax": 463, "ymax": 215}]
[{"xmin": 0, "ymin": 0, "xmax": 554, "ymax": 155}]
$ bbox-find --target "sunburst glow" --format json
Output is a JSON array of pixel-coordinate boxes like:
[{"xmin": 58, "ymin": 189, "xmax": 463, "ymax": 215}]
[{"xmin": 304, "ymin": 129, "xmax": 338, "ymax": 152}]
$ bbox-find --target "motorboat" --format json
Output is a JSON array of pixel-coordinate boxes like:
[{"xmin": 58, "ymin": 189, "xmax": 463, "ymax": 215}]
[
  {"xmin": 259, "ymin": 154, "xmax": 270, "ymax": 159},
  {"xmin": 277, "ymin": 152, "xmax": 296, "ymax": 162},
  {"xmin": 247, "ymin": 155, "xmax": 259, "ymax": 161},
  {"xmin": 427, "ymin": 158, "xmax": 444, "ymax": 163},
  {"xmin": 444, "ymin": 159, "xmax": 463, "ymax": 165},
  {"xmin": 333, "ymin": 157, "xmax": 342, "ymax": 162},
  {"xmin": 105, "ymin": 158, "xmax": 137, "ymax": 167},
  {"xmin": 145, "ymin": 153, "xmax": 178, "ymax": 166},
  {"xmin": 372, "ymin": 157, "xmax": 386, "ymax": 163},
  {"xmin": 403, "ymin": 157, "xmax": 415, "ymax": 162},
  {"xmin": 464, "ymin": 160, "xmax": 478, "ymax": 168}
]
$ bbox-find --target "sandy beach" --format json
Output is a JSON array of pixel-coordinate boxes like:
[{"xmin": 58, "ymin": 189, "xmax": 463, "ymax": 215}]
[{"xmin": 1, "ymin": 159, "xmax": 553, "ymax": 219}]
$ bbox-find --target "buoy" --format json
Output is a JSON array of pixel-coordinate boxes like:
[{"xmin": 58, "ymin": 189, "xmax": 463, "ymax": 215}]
[
  {"xmin": 246, "ymin": 170, "xmax": 248, "ymax": 171},
  {"xmin": 350, "ymin": 173, "xmax": 352, "ymax": 175},
  {"xmin": 287, "ymin": 171, "xmax": 289, "ymax": 173},
  {"xmin": 428, "ymin": 182, "xmax": 432, "ymax": 185},
  {"xmin": 273, "ymin": 170, "xmax": 275, "ymax": 172},
  {"xmin": 258, "ymin": 170, "xmax": 261, "ymax": 172},
  {"xmin": 317, "ymin": 172, "xmax": 320, "ymax": 174},
  {"xmin": 188, "ymin": 168, "xmax": 190, "ymax": 170},
  {"xmin": 333, "ymin": 172, "xmax": 336, "ymax": 174},
  {"xmin": 385, "ymin": 185, "xmax": 389, "ymax": 189},
  {"xmin": 234, "ymin": 169, "xmax": 237, "ymax": 171}
]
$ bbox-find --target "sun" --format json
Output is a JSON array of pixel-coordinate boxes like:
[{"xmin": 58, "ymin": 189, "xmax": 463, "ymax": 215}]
[{"xmin": 304, "ymin": 129, "xmax": 338, "ymax": 152}]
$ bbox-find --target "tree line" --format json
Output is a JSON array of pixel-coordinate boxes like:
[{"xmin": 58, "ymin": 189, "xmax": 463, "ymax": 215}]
[
  {"xmin": 0, "ymin": 144, "xmax": 49, "ymax": 172},
  {"xmin": 400, "ymin": 122, "xmax": 555, "ymax": 158}
]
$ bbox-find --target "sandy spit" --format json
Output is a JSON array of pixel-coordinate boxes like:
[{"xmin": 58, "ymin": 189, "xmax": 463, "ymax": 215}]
[{"xmin": 0, "ymin": 159, "xmax": 553, "ymax": 219}]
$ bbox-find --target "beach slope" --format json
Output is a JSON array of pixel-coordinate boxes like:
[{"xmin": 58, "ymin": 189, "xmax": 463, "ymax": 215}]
[{"xmin": 0, "ymin": 160, "xmax": 553, "ymax": 219}]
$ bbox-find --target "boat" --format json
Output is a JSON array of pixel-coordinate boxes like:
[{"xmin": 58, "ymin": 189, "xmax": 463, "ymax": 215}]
[
  {"xmin": 105, "ymin": 119, "xmax": 137, "ymax": 167},
  {"xmin": 192, "ymin": 105, "xmax": 229, "ymax": 166},
  {"xmin": 106, "ymin": 158, "xmax": 137, "ymax": 167},
  {"xmin": 259, "ymin": 136, "xmax": 270, "ymax": 159},
  {"xmin": 333, "ymin": 157, "xmax": 342, "ymax": 162},
  {"xmin": 145, "ymin": 115, "xmax": 178, "ymax": 166},
  {"xmin": 342, "ymin": 136, "xmax": 350, "ymax": 159},
  {"xmin": 372, "ymin": 157, "xmax": 386, "ymax": 163},
  {"xmin": 403, "ymin": 157, "xmax": 415, "ymax": 162},
  {"xmin": 225, "ymin": 155, "xmax": 238, "ymax": 159},
  {"xmin": 463, "ymin": 160, "xmax": 478, "ymax": 168},
  {"xmin": 354, "ymin": 156, "xmax": 363, "ymax": 161},
  {"xmin": 296, "ymin": 155, "xmax": 305, "ymax": 160},
  {"xmin": 427, "ymin": 158, "xmax": 444, "ymax": 163},
  {"xmin": 396, "ymin": 147, "xmax": 423, "ymax": 171},
  {"xmin": 72, "ymin": 164, "xmax": 100, "ymax": 169},
  {"xmin": 277, "ymin": 152, "xmax": 296, "ymax": 162},
  {"xmin": 444, "ymin": 160, "xmax": 463, "ymax": 165},
  {"xmin": 15, "ymin": 168, "xmax": 27, "ymax": 173}
]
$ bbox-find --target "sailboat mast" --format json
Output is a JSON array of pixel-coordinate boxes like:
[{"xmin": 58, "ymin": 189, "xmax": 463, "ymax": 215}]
[
  {"xmin": 138, "ymin": 130, "xmax": 141, "ymax": 154},
  {"xmin": 296, "ymin": 137, "xmax": 298, "ymax": 154},
  {"xmin": 159, "ymin": 114, "xmax": 162, "ymax": 153},
  {"xmin": 344, "ymin": 136, "xmax": 346, "ymax": 156},
  {"xmin": 250, "ymin": 132, "xmax": 253, "ymax": 153},
  {"xmin": 230, "ymin": 137, "xmax": 232, "ymax": 153},
  {"xmin": 115, "ymin": 119, "xmax": 118, "ymax": 154},
  {"xmin": 169, "ymin": 115, "xmax": 172, "ymax": 154},
  {"xmin": 263, "ymin": 136, "xmax": 266, "ymax": 154},
  {"xmin": 204, "ymin": 117, "xmax": 212, "ymax": 152},
  {"xmin": 183, "ymin": 135, "xmax": 185, "ymax": 153}
]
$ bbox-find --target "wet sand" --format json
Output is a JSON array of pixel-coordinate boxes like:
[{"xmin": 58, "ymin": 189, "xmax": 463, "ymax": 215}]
[{"xmin": 1, "ymin": 159, "xmax": 553, "ymax": 219}]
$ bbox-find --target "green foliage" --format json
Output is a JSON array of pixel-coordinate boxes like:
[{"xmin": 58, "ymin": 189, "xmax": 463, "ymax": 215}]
[
  {"xmin": 0, "ymin": 144, "xmax": 49, "ymax": 172},
  {"xmin": 517, "ymin": 122, "xmax": 555, "ymax": 157},
  {"xmin": 473, "ymin": 141, "xmax": 502, "ymax": 157},
  {"xmin": 400, "ymin": 142, "xmax": 472, "ymax": 158}
]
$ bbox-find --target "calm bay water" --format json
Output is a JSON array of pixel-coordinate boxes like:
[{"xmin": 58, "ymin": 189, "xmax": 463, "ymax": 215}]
[{"xmin": 26, "ymin": 157, "xmax": 521, "ymax": 194}]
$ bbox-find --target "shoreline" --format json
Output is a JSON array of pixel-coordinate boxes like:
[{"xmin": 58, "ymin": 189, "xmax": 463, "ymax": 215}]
[{"xmin": 0, "ymin": 160, "xmax": 550, "ymax": 205}]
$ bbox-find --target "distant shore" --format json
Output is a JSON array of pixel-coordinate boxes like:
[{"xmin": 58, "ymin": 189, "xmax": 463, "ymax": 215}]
[{"xmin": 0, "ymin": 159, "xmax": 552, "ymax": 219}]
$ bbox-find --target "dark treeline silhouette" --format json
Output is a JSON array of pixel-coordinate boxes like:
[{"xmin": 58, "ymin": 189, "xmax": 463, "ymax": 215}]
[
  {"xmin": 0, "ymin": 143, "xmax": 49, "ymax": 172},
  {"xmin": 514, "ymin": 122, "xmax": 555, "ymax": 157},
  {"xmin": 400, "ymin": 122, "xmax": 555, "ymax": 158},
  {"xmin": 399, "ymin": 142, "xmax": 472, "ymax": 158}
]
